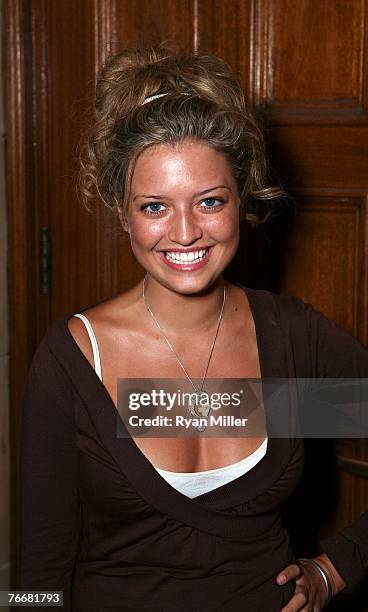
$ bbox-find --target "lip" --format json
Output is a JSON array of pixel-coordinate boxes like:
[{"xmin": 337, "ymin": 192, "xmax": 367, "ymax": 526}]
[
  {"xmin": 158, "ymin": 246, "xmax": 212, "ymax": 272},
  {"xmin": 158, "ymin": 246, "xmax": 211, "ymax": 253}
]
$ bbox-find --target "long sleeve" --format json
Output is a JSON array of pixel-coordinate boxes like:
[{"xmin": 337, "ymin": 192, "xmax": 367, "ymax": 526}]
[
  {"xmin": 19, "ymin": 335, "xmax": 81, "ymax": 610},
  {"xmin": 303, "ymin": 300, "xmax": 368, "ymax": 379},
  {"xmin": 300, "ymin": 300, "xmax": 368, "ymax": 591}
]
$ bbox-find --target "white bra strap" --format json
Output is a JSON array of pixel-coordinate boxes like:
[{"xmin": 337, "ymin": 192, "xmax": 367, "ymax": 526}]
[{"xmin": 73, "ymin": 314, "xmax": 102, "ymax": 381}]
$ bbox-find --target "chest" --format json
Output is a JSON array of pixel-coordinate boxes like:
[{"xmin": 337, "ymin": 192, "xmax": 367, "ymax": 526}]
[{"xmin": 101, "ymin": 319, "xmax": 265, "ymax": 472}]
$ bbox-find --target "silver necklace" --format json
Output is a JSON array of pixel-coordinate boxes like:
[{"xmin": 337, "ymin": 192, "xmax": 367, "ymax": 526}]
[{"xmin": 142, "ymin": 275, "xmax": 226, "ymax": 432}]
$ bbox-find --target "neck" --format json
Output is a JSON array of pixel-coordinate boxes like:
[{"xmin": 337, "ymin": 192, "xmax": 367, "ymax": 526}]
[{"xmin": 142, "ymin": 275, "xmax": 227, "ymax": 336}]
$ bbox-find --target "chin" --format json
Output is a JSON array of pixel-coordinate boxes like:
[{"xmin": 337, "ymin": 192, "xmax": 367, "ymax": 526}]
[{"xmin": 146, "ymin": 269, "xmax": 224, "ymax": 297}]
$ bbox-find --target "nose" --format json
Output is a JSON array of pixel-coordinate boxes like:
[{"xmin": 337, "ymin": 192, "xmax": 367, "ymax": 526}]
[{"xmin": 167, "ymin": 207, "xmax": 203, "ymax": 245}]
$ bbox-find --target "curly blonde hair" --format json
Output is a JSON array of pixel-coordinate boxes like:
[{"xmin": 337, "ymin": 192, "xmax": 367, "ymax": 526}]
[{"xmin": 79, "ymin": 44, "xmax": 283, "ymax": 228}]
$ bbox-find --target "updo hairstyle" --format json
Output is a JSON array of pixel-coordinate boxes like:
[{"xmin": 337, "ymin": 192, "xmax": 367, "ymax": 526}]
[{"xmin": 79, "ymin": 45, "xmax": 283, "ymax": 229}]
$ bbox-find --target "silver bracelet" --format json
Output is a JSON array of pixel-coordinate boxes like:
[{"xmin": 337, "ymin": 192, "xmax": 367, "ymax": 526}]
[{"xmin": 297, "ymin": 558, "xmax": 333, "ymax": 606}]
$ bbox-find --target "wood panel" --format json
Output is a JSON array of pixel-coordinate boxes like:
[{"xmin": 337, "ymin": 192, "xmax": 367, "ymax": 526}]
[
  {"xmin": 256, "ymin": 0, "xmax": 368, "ymax": 124},
  {"xmin": 112, "ymin": 0, "xmax": 195, "ymax": 51},
  {"xmin": 278, "ymin": 195, "xmax": 366, "ymax": 336},
  {"xmin": 4, "ymin": 1, "xmax": 37, "ymax": 586},
  {"xmin": 270, "ymin": 126, "xmax": 368, "ymax": 190},
  {"xmin": 44, "ymin": 1, "xmax": 100, "ymax": 319},
  {"xmin": 197, "ymin": 0, "xmax": 252, "ymax": 100}
]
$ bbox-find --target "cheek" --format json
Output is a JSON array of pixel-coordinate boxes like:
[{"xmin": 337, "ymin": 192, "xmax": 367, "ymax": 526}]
[
  {"xmin": 128, "ymin": 217, "xmax": 166, "ymax": 248},
  {"xmin": 204, "ymin": 210, "xmax": 240, "ymax": 242}
]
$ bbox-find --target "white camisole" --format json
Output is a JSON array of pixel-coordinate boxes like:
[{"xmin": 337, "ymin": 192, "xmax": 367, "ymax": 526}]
[{"xmin": 73, "ymin": 313, "xmax": 268, "ymax": 498}]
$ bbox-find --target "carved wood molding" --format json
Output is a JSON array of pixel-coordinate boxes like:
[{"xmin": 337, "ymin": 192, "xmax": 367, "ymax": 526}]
[
  {"xmin": 338, "ymin": 455, "xmax": 368, "ymax": 480},
  {"xmin": 94, "ymin": 0, "xmax": 115, "ymax": 67}
]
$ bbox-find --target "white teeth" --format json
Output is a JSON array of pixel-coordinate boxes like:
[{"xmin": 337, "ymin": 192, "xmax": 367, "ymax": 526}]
[{"xmin": 165, "ymin": 248, "xmax": 208, "ymax": 264}]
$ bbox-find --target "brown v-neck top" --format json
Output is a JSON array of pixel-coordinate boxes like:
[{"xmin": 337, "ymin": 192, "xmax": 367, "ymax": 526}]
[{"xmin": 19, "ymin": 286, "xmax": 368, "ymax": 611}]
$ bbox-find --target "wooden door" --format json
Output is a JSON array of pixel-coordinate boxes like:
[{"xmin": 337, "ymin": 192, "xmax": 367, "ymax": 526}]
[{"xmin": 5, "ymin": 0, "xmax": 368, "ymax": 599}]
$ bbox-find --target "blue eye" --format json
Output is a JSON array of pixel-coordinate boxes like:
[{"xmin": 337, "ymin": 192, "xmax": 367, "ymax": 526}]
[
  {"xmin": 142, "ymin": 202, "xmax": 166, "ymax": 215},
  {"xmin": 200, "ymin": 197, "xmax": 224, "ymax": 209}
]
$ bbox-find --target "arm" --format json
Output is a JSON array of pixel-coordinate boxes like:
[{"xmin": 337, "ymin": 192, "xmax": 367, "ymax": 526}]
[
  {"xmin": 305, "ymin": 301, "xmax": 368, "ymax": 592},
  {"xmin": 19, "ymin": 336, "xmax": 81, "ymax": 611},
  {"xmin": 277, "ymin": 298, "xmax": 368, "ymax": 608}
]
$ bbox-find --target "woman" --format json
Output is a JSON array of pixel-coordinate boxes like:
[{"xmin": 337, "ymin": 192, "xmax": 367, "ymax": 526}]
[{"xmin": 20, "ymin": 46, "xmax": 368, "ymax": 611}]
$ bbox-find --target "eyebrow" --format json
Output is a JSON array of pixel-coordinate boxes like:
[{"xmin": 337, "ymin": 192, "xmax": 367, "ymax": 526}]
[{"xmin": 132, "ymin": 185, "xmax": 230, "ymax": 201}]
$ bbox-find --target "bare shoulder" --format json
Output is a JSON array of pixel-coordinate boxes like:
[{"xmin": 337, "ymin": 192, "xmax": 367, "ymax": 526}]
[
  {"xmin": 226, "ymin": 282, "xmax": 253, "ymax": 326},
  {"xmin": 67, "ymin": 316, "xmax": 95, "ymax": 368},
  {"xmin": 67, "ymin": 284, "xmax": 143, "ymax": 366}
]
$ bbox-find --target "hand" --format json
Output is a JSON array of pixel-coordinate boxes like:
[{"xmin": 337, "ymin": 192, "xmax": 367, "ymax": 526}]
[
  {"xmin": 276, "ymin": 559, "xmax": 326, "ymax": 611},
  {"xmin": 276, "ymin": 554, "xmax": 346, "ymax": 611}
]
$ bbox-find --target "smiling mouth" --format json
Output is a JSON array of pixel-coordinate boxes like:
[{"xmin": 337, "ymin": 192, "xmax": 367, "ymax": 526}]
[{"xmin": 164, "ymin": 248, "xmax": 209, "ymax": 264}]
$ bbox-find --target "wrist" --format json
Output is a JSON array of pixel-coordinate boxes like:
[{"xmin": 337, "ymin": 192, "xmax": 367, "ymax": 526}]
[
  {"xmin": 314, "ymin": 554, "xmax": 346, "ymax": 598},
  {"xmin": 297, "ymin": 557, "xmax": 333, "ymax": 606}
]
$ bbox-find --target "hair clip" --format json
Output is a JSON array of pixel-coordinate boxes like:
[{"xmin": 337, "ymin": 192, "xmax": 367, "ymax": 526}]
[
  {"xmin": 141, "ymin": 92, "xmax": 191, "ymax": 105},
  {"xmin": 142, "ymin": 93, "xmax": 169, "ymax": 105}
]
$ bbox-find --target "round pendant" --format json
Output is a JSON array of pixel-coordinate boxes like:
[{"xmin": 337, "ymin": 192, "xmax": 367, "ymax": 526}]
[
  {"xmin": 188, "ymin": 392, "xmax": 211, "ymax": 419},
  {"xmin": 196, "ymin": 423, "xmax": 207, "ymax": 433}
]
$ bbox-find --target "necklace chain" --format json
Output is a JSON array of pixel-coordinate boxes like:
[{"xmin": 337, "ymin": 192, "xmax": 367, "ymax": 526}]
[{"xmin": 142, "ymin": 275, "xmax": 226, "ymax": 396}]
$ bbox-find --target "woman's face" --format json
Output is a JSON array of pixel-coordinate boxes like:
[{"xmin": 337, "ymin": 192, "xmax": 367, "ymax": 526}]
[{"xmin": 126, "ymin": 140, "xmax": 240, "ymax": 295}]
